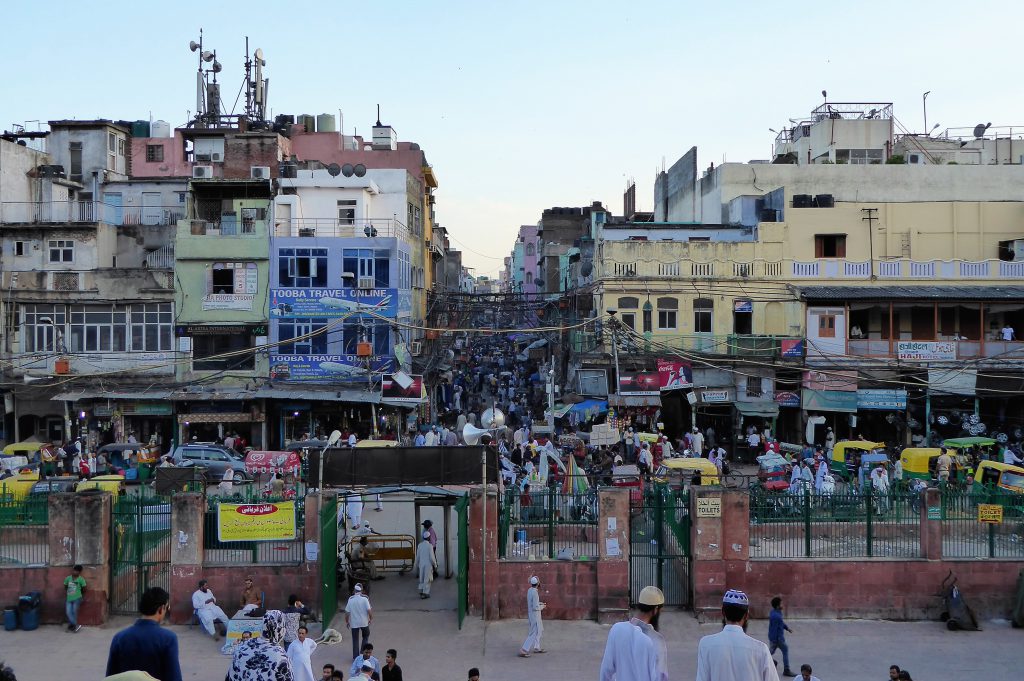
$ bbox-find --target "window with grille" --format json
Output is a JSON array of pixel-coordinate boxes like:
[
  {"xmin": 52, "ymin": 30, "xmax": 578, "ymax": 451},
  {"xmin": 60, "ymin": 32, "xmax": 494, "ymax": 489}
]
[
  {"xmin": 146, "ymin": 145, "xmax": 164, "ymax": 162},
  {"xmin": 338, "ymin": 200, "xmax": 357, "ymax": 226},
  {"xmin": 52, "ymin": 272, "xmax": 80, "ymax": 291}
]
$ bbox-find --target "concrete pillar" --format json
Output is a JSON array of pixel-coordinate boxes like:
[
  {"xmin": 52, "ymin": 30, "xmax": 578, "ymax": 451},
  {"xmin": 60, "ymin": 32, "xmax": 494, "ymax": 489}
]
[
  {"xmin": 921, "ymin": 487, "xmax": 942, "ymax": 560},
  {"xmin": 596, "ymin": 487, "xmax": 630, "ymax": 623},
  {"xmin": 467, "ymin": 486, "xmax": 499, "ymax": 619},
  {"xmin": 304, "ymin": 493, "xmax": 321, "ymax": 615},
  {"xmin": 73, "ymin": 491, "xmax": 111, "ymax": 625},
  {"xmin": 690, "ymin": 487, "xmax": 726, "ymax": 619},
  {"xmin": 169, "ymin": 493, "xmax": 205, "ymax": 624},
  {"xmin": 47, "ymin": 493, "xmax": 77, "ymax": 567}
]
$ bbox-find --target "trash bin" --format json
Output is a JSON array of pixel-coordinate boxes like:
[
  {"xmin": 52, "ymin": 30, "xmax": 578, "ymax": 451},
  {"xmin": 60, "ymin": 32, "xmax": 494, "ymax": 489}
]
[
  {"xmin": 3, "ymin": 608, "xmax": 17, "ymax": 631},
  {"xmin": 18, "ymin": 591, "xmax": 41, "ymax": 631}
]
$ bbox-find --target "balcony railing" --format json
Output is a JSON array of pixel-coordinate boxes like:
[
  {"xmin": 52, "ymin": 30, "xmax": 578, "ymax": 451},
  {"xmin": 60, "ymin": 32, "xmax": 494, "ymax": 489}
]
[
  {"xmin": 145, "ymin": 245, "xmax": 175, "ymax": 269},
  {"xmin": 571, "ymin": 330, "xmax": 803, "ymax": 358},
  {"xmin": 845, "ymin": 339, "xmax": 1024, "ymax": 361},
  {"xmin": 0, "ymin": 201, "xmax": 184, "ymax": 226},
  {"xmin": 272, "ymin": 218, "xmax": 409, "ymax": 240},
  {"xmin": 601, "ymin": 255, "xmax": 1024, "ymax": 282}
]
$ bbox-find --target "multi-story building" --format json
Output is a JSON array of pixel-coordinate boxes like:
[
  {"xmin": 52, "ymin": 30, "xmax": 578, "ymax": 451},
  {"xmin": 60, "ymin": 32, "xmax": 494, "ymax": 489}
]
[
  {"xmin": 0, "ymin": 121, "xmax": 180, "ymax": 447},
  {"xmin": 577, "ymin": 103, "xmax": 1024, "ymax": 449}
]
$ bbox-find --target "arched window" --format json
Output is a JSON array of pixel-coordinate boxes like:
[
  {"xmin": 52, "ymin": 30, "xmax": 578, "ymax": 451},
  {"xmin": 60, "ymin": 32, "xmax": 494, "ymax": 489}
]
[
  {"xmin": 617, "ymin": 296, "xmax": 639, "ymax": 309},
  {"xmin": 526, "ymin": 243, "xmax": 535, "ymax": 256}
]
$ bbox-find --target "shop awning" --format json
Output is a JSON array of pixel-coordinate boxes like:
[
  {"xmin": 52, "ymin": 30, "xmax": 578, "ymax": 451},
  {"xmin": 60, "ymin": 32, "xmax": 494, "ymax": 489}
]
[
  {"xmin": 52, "ymin": 389, "xmax": 174, "ymax": 402},
  {"xmin": 801, "ymin": 389, "xmax": 858, "ymax": 413},
  {"xmin": 734, "ymin": 401, "xmax": 780, "ymax": 418},
  {"xmin": 608, "ymin": 394, "xmax": 663, "ymax": 407}
]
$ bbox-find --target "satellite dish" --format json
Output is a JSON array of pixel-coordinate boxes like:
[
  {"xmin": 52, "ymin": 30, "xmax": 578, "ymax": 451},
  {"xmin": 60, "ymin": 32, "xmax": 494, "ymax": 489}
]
[
  {"xmin": 353, "ymin": 164, "xmax": 366, "ymax": 177},
  {"xmin": 341, "ymin": 163, "xmax": 354, "ymax": 177},
  {"xmin": 326, "ymin": 429, "xmax": 343, "ymax": 447},
  {"xmin": 581, "ymin": 262, "xmax": 593, "ymax": 277},
  {"xmin": 973, "ymin": 122, "xmax": 991, "ymax": 139},
  {"xmin": 327, "ymin": 163, "xmax": 341, "ymax": 177},
  {"xmin": 189, "ymin": 41, "xmax": 200, "ymax": 52}
]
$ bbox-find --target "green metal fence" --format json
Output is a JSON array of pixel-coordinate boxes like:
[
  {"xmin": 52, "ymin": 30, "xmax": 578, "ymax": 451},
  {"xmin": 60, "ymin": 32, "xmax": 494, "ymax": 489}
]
[
  {"xmin": 110, "ymin": 492, "xmax": 172, "ymax": 615},
  {"xmin": 749, "ymin": 487, "xmax": 922, "ymax": 558},
  {"xmin": 630, "ymin": 488, "xmax": 691, "ymax": 607},
  {"xmin": 941, "ymin": 488, "xmax": 1024, "ymax": 559},
  {"xmin": 0, "ymin": 495, "xmax": 49, "ymax": 566},
  {"xmin": 499, "ymin": 488, "xmax": 598, "ymax": 560},
  {"xmin": 203, "ymin": 496, "xmax": 305, "ymax": 565}
]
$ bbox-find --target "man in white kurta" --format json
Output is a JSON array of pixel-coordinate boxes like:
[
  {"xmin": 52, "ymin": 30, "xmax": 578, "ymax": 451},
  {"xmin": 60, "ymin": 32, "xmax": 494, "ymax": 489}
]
[
  {"xmin": 696, "ymin": 589, "xmax": 779, "ymax": 681},
  {"xmin": 191, "ymin": 580, "xmax": 228, "ymax": 638},
  {"xmin": 599, "ymin": 619, "xmax": 660, "ymax": 681},
  {"xmin": 286, "ymin": 625, "xmax": 318, "ymax": 681},
  {"xmin": 346, "ymin": 493, "xmax": 364, "ymax": 531},
  {"xmin": 518, "ymin": 576, "xmax": 545, "ymax": 656},
  {"xmin": 414, "ymin": 531, "xmax": 437, "ymax": 598}
]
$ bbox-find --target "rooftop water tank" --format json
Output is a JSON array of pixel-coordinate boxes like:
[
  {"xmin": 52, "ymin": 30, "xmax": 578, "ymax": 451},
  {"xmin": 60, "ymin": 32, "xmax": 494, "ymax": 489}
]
[
  {"xmin": 131, "ymin": 120, "xmax": 150, "ymax": 137},
  {"xmin": 316, "ymin": 114, "xmax": 336, "ymax": 133},
  {"xmin": 299, "ymin": 115, "xmax": 315, "ymax": 133},
  {"xmin": 151, "ymin": 120, "xmax": 171, "ymax": 138}
]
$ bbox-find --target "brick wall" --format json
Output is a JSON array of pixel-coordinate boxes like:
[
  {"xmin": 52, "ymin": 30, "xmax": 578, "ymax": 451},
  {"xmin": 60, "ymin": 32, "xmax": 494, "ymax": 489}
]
[
  {"xmin": 497, "ymin": 561, "xmax": 597, "ymax": 619},
  {"xmin": 0, "ymin": 565, "xmax": 107, "ymax": 625},
  {"xmin": 169, "ymin": 563, "xmax": 319, "ymax": 625}
]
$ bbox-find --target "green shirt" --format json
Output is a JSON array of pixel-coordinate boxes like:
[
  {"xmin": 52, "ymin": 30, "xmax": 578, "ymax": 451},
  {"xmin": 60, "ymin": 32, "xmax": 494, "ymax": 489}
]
[{"xmin": 65, "ymin": 575, "xmax": 86, "ymax": 602}]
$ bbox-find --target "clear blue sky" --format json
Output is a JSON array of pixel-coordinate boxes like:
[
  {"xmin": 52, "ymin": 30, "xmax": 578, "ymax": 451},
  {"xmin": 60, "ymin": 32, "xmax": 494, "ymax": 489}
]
[{"xmin": 3, "ymin": 0, "xmax": 1022, "ymax": 276}]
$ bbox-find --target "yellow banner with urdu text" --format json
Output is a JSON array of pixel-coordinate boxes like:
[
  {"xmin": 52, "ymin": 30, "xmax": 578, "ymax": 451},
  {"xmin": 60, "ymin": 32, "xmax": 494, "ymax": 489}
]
[{"xmin": 218, "ymin": 501, "xmax": 297, "ymax": 542}]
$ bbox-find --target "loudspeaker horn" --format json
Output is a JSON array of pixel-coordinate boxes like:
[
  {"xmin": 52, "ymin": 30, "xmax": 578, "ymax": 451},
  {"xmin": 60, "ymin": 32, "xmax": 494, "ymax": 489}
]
[
  {"xmin": 481, "ymin": 408, "xmax": 506, "ymax": 429},
  {"xmin": 462, "ymin": 423, "xmax": 491, "ymax": 446}
]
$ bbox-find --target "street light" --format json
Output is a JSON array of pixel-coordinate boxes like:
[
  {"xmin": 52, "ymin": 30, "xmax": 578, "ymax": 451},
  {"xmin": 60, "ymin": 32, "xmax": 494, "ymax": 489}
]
[
  {"xmin": 923, "ymin": 91, "xmax": 931, "ymax": 133},
  {"xmin": 316, "ymin": 429, "xmax": 344, "ymax": 536}
]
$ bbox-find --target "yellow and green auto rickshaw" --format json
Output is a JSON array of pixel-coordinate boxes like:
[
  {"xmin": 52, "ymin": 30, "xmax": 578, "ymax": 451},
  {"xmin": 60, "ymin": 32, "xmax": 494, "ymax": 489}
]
[
  {"xmin": 972, "ymin": 460, "xmax": 1024, "ymax": 514},
  {"xmin": 830, "ymin": 441, "xmax": 886, "ymax": 479},
  {"xmin": 943, "ymin": 437, "xmax": 997, "ymax": 459},
  {"xmin": 900, "ymin": 448, "xmax": 970, "ymax": 482},
  {"xmin": 76, "ymin": 474, "xmax": 126, "ymax": 496},
  {"xmin": 1, "ymin": 442, "xmax": 44, "ymax": 475},
  {"xmin": 654, "ymin": 457, "xmax": 721, "ymax": 488},
  {"xmin": 0, "ymin": 469, "xmax": 40, "ymax": 501}
]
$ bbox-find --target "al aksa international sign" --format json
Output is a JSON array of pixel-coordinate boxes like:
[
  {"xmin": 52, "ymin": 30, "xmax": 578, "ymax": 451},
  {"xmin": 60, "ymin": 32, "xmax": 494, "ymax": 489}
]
[{"xmin": 217, "ymin": 501, "xmax": 297, "ymax": 542}]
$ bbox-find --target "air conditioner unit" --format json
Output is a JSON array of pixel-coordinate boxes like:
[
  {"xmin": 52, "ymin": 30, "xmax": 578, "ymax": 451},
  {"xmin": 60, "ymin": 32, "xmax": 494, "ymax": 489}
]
[
  {"xmin": 357, "ymin": 276, "xmax": 375, "ymax": 290},
  {"xmin": 298, "ymin": 227, "xmax": 316, "ymax": 238},
  {"xmin": 251, "ymin": 166, "xmax": 270, "ymax": 179},
  {"xmin": 410, "ymin": 341, "xmax": 423, "ymax": 356},
  {"xmin": 195, "ymin": 153, "xmax": 212, "ymax": 162},
  {"xmin": 193, "ymin": 165, "xmax": 213, "ymax": 179},
  {"xmin": 211, "ymin": 152, "xmax": 223, "ymax": 162}
]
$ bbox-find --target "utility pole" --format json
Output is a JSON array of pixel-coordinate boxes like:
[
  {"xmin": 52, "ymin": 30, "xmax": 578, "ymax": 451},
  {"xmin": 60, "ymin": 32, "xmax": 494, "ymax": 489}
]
[
  {"xmin": 862, "ymin": 208, "xmax": 878, "ymax": 279},
  {"xmin": 607, "ymin": 310, "xmax": 621, "ymax": 396}
]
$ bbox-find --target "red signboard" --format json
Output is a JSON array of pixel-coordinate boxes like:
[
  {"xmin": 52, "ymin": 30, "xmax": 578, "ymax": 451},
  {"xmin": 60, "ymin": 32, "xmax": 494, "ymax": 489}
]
[
  {"xmin": 618, "ymin": 370, "xmax": 660, "ymax": 395},
  {"xmin": 381, "ymin": 373, "xmax": 425, "ymax": 403},
  {"xmin": 656, "ymin": 359, "xmax": 693, "ymax": 391}
]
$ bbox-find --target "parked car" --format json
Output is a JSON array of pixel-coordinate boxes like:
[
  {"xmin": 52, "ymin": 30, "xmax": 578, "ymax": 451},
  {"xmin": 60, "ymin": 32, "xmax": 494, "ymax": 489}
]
[
  {"xmin": 171, "ymin": 444, "xmax": 251, "ymax": 483},
  {"xmin": 29, "ymin": 477, "xmax": 79, "ymax": 495}
]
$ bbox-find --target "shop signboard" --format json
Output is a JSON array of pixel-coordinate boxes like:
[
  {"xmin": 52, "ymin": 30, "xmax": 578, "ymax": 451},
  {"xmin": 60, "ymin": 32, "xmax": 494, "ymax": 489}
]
[
  {"xmin": 202, "ymin": 293, "xmax": 254, "ymax": 311},
  {"xmin": 896, "ymin": 341, "xmax": 956, "ymax": 361},
  {"xmin": 780, "ymin": 339, "xmax": 804, "ymax": 358},
  {"xmin": 381, "ymin": 373, "xmax": 426, "ymax": 403},
  {"xmin": 857, "ymin": 389, "xmax": 908, "ymax": 410},
  {"xmin": 269, "ymin": 288, "xmax": 398, "ymax": 319},
  {"xmin": 656, "ymin": 359, "xmax": 693, "ymax": 391},
  {"xmin": 217, "ymin": 501, "xmax": 297, "ymax": 542},
  {"xmin": 775, "ymin": 391, "xmax": 801, "ymax": 408},
  {"xmin": 268, "ymin": 354, "xmax": 394, "ymax": 382},
  {"xmin": 618, "ymin": 370, "xmax": 660, "ymax": 396},
  {"xmin": 700, "ymin": 389, "xmax": 732, "ymax": 403},
  {"xmin": 733, "ymin": 300, "xmax": 753, "ymax": 313},
  {"xmin": 803, "ymin": 370, "xmax": 857, "ymax": 392}
]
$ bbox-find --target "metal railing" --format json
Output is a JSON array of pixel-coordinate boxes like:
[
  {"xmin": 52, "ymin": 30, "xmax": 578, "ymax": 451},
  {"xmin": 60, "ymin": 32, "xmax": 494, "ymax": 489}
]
[
  {"xmin": 144, "ymin": 244, "xmax": 175, "ymax": 269},
  {"xmin": 749, "ymin": 486, "xmax": 922, "ymax": 559},
  {"xmin": 0, "ymin": 201, "xmax": 184, "ymax": 226},
  {"xmin": 0, "ymin": 494, "xmax": 48, "ymax": 526},
  {"xmin": 499, "ymin": 487, "xmax": 598, "ymax": 560},
  {"xmin": 203, "ymin": 496, "xmax": 305, "ymax": 566},
  {"xmin": 0, "ymin": 495, "xmax": 49, "ymax": 566},
  {"xmin": 578, "ymin": 331, "xmax": 803, "ymax": 358},
  {"xmin": 272, "ymin": 218, "xmax": 410, "ymax": 240},
  {"xmin": 941, "ymin": 488, "xmax": 1024, "ymax": 559}
]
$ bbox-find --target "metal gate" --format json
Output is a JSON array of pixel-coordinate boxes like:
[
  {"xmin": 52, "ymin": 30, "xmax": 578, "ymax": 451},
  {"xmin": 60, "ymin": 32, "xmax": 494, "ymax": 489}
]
[
  {"xmin": 110, "ymin": 493, "xmax": 172, "ymax": 615},
  {"xmin": 320, "ymin": 495, "xmax": 339, "ymax": 626},
  {"xmin": 629, "ymin": 489, "xmax": 691, "ymax": 607},
  {"xmin": 455, "ymin": 494, "xmax": 469, "ymax": 629}
]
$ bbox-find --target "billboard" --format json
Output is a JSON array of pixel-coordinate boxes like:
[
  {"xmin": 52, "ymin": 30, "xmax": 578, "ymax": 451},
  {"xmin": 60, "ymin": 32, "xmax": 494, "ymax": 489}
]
[
  {"xmin": 217, "ymin": 501, "xmax": 297, "ymax": 542},
  {"xmin": 269, "ymin": 354, "xmax": 395, "ymax": 382},
  {"xmin": 656, "ymin": 359, "xmax": 693, "ymax": 391},
  {"xmin": 897, "ymin": 341, "xmax": 956, "ymax": 361},
  {"xmin": 618, "ymin": 370, "xmax": 660, "ymax": 396},
  {"xmin": 270, "ymin": 288, "xmax": 398, "ymax": 319},
  {"xmin": 857, "ymin": 389, "xmax": 908, "ymax": 410},
  {"xmin": 381, "ymin": 374, "xmax": 425, "ymax": 403},
  {"xmin": 780, "ymin": 339, "xmax": 804, "ymax": 358}
]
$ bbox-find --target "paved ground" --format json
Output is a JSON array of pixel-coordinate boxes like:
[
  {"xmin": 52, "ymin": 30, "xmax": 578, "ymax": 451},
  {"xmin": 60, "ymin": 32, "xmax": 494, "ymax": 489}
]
[{"xmin": 4, "ymin": 600, "xmax": 1022, "ymax": 680}]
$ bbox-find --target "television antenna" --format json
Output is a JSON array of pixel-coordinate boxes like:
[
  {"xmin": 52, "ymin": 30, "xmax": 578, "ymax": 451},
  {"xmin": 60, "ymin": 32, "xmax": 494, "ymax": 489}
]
[{"xmin": 244, "ymin": 38, "xmax": 270, "ymax": 123}]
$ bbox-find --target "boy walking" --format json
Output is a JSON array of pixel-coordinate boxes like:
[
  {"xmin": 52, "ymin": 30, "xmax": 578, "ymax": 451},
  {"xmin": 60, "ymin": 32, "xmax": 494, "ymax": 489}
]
[
  {"xmin": 64, "ymin": 564, "xmax": 86, "ymax": 632},
  {"xmin": 769, "ymin": 595, "xmax": 794, "ymax": 677}
]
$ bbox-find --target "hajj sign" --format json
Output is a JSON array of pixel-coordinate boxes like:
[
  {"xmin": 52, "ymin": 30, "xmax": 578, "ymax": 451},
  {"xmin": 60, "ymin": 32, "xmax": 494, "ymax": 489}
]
[{"xmin": 218, "ymin": 501, "xmax": 297, "ymax": 542}]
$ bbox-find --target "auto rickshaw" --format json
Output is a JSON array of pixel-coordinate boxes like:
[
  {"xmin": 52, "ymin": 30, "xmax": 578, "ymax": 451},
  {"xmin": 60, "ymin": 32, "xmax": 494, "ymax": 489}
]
[
  {"xmin": 756, "ymin": 452, "xmax": 791, "ymax": 492},
  {"xmin": 943, "ymin": 437, "xmax": 998, "ymax": 471},
  {"xmin": 972, "ymin": 460, "xmax": 1024, "ymax": 514},
  {"xmin": 611, "ymin": 464, "xmax": 644, "ymax": 508},
  {"xmin": 76, "ymin": 474, "xmax": 125, "ymax": 496},
  {"xmin": 1, "ymin": 442, "xmax": 44, "ymax": 474},
  {"xmin": 830, "ymin": 441, "xmax": 886, "ymax": 479},
  {"xmin": 97, "ymin": 443, "xmax": 161, "ymax": 483},
  {"xmin": 0, "ymin": 469, "xmax": 40, "ymax": 501},
  {"xmin": 900, "ymin": 447, "xmax": 970, "ymax": 483},
  {"xmin": 654, "ymin": 458, "xmax": 721, "ymax": 488}
]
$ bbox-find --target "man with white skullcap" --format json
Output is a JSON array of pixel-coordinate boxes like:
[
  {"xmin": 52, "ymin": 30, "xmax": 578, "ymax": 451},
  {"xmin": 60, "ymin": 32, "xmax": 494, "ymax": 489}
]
[
  {"xmin": 414, "ymin": 530, "xmax": 437, "ymax": 598},
  {"xmin": 517, "ymin": 576, "xmax": 545, "ymax": 657},
  {"xmin": 599, "ymin": 585, "xmax": 667, "ymax": 681},
  {"xmin": 696, "ymin": 589, "xmax": 778, "ymax": 681}
]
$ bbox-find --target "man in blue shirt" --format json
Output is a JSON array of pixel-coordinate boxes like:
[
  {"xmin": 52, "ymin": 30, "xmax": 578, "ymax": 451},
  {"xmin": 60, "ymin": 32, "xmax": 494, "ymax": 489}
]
[
  {"xmin": 768, "ymin": 595, "xmax": 794, "ymax": 677},
  {"xmin": 105, "ymin": 587, "xmax": 182, "ymax": 681}
]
